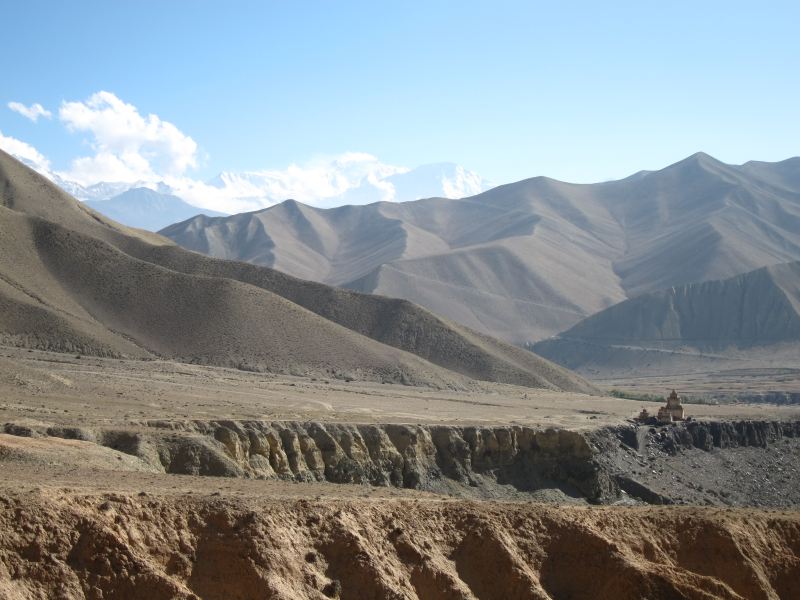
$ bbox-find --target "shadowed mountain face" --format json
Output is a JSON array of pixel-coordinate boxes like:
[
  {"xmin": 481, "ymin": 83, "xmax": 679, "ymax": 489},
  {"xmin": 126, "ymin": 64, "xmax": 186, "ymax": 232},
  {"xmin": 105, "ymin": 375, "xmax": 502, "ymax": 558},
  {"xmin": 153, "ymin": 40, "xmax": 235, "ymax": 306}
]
[
  {"xmin": 533, "ymin": 261, "xmax": 800, "ymax": 374},
  {"xmin": 85, "ymin": 188, "xmax": 225, "ymax": 232},
  {"xmin": 160, "ymin": 153, "xmax": 800, "ymax": 344},
  {"xmin": 560, "ymin": 262, "xmax": 800, "ymax": 344},
  {"xmin": 0, "ymin": 150, "xmax": 595, "ymax": 393}
]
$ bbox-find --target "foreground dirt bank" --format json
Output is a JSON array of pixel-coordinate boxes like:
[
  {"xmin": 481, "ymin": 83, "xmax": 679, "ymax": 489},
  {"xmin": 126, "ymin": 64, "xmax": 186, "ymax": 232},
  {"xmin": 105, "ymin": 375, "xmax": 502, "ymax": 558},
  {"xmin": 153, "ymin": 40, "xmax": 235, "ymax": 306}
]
[{"xmin": 0, "ymin": 491, "xmax": 797, "ymax": 600}]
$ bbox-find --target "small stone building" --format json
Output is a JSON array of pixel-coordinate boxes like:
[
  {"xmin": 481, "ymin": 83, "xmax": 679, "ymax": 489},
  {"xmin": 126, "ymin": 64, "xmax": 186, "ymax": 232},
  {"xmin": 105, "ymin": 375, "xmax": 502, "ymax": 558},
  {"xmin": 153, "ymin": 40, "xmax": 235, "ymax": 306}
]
[{"xmin": 657, "ymin": 390, "xmax": 685, "ymax": 423}]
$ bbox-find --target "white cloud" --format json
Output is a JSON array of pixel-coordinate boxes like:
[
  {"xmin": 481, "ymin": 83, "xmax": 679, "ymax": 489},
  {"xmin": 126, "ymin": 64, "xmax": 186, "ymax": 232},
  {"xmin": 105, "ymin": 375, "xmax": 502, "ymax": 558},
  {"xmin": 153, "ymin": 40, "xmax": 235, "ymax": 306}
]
[
  {"xmin": 53, "ymin": 149, "xmax": 488, "ymax": 214},
  {"xmin": 7, "ymin": 101, "xmax": 52, "ymax": 122},
  {"xmin": 1, "ymin": 91, "xmax": 490, "ymax": 214},
  {"xmin": 0, "ymin": 130, "xmax": 52, "ymax": 175},
  {"xmin": 215, "ymin": 152, "xmax": 405, "ymax": 201},
  {"xmin": 441, "ymin": 165, "xmax": 486, "ymax": 199},
  {"xmin": 167, "ymin": 157, "xmax": 491, "ymax": 213},
  {"xmin": 168, "ymin": 152, "xmax": 410, "ymax": 213},
  {"xmin": 315, "ymin": 163, "xmax": 490, "ymax": 209},
  {"xmin": 58, "ymin": 91, "xmax": 198, "ymax": 186}
]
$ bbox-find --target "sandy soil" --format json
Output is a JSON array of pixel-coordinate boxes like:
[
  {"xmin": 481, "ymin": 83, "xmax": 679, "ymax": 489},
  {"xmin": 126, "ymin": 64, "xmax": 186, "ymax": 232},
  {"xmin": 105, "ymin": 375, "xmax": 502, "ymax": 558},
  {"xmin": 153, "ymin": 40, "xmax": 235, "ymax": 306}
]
[{"xmin": 1, "ymin": 486, "xmax": 798, "ymax": 600}]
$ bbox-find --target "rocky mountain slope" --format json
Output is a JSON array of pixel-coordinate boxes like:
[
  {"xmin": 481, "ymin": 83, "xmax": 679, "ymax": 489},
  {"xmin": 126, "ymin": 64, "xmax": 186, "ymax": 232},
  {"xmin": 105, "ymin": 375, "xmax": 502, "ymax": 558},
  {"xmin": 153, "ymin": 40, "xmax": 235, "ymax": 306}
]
[
  {"xmin": 161, "ymin": 153, "xmax": 800, "ymax": 344},
  {"xmin": 85, "ymin": 187, "xmax": 225, "ymax": 231},
  {"xmin": 534, "ymin": 261, "xmax": 800, "ymax": 374},
  {"xmin": 0, "ymin": 150, "xmax": 593, "ymax": 392}
]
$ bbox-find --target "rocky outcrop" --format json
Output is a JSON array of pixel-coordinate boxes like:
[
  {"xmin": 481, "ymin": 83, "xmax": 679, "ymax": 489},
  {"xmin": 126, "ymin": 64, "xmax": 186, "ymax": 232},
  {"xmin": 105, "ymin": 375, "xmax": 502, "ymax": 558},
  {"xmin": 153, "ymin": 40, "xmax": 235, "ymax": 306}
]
[
  {"xmin": 6, "ymin": 419, "xmax": 800, "ymax": 506},
  {"xmin": 3, "ymin": 420, "xmax": 614, "ymax": 502},
  {"xmin": 157, "ymin": 421, "xmax": 615, "ymax": 502}
]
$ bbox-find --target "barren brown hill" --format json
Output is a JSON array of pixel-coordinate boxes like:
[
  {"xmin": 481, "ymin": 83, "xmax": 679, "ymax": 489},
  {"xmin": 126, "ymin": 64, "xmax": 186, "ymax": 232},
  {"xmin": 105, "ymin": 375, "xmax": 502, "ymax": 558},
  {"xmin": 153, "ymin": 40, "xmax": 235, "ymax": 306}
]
[
  {"xmin": 161, "ymin": 153, "xmax": 800, "ymax": 344},
  {"xmin": 0, "ymin": 150, "xmax": 593, "ymax": 392}
]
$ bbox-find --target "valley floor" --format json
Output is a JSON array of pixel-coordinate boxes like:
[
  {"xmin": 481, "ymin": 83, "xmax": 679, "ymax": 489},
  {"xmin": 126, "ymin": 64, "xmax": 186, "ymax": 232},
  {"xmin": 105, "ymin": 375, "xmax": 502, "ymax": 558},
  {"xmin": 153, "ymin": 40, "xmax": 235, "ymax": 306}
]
[
  {"xmin": 2, "ymin": 347, "xmax": 795, "ymax": 429},
  {"xmin": 597, "ymin": 367, "xmax": 800, "ymax": 404}
]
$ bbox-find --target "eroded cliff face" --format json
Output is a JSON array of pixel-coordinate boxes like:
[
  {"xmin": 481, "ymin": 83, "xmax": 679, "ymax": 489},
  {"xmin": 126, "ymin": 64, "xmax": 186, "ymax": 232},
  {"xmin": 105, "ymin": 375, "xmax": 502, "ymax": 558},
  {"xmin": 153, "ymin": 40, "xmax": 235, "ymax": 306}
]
[
  {"xmin": 22, "ymin": 421, "xmax": 613, "ymax": 502},
  {"xmin": 1, "ymin": 492, "xmax": 799, "ymax": 600},
  {"xmin": 3, "ymin": 419, "xmax": 800, "ymax": 505}
]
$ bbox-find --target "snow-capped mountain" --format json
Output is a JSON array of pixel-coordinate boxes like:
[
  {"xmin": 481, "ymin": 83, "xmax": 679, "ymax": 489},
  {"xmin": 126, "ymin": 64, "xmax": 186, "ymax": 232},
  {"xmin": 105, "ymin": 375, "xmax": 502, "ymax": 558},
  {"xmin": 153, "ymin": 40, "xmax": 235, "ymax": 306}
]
[
  {"xmin": 42, "ymin": 155, "xmax": 490, "ymax": 215},
  {"xmin": 54, "ymin": 176, "xmax": 173, "ymax": 203},
  {"xmin": 85, "ymin": 187, "xmax": 225, "ymax": 231}
]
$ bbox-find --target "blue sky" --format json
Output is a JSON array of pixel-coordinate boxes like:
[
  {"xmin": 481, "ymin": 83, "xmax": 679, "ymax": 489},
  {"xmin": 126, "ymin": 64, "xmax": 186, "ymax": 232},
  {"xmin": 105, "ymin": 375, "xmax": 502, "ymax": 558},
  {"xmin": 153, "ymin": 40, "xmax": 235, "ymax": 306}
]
[{"xmin": 2, "ymin": 0, "xmax": 799, "ymax": 198}]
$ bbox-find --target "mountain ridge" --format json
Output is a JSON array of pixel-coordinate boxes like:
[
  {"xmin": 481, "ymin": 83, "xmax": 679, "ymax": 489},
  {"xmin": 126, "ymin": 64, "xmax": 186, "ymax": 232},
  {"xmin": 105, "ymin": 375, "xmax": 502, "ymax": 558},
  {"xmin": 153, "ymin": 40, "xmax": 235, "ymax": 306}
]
[{"xmin": 161, "ymin": 152, "xmax": 800, "ymax": 343}]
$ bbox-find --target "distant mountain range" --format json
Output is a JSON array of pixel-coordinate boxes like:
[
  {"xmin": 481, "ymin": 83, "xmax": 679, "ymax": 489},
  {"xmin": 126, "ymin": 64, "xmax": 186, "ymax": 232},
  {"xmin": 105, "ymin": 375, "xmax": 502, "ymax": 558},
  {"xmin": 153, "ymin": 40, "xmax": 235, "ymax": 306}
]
[
  {"xmin": 160, "ymin": 153, "xmax": 800, "ymax": 347},
  {"xmin": 53, "ymin": 162, "xmax": 490, "ymax": 230},
  {"xmin": 85, "ymin": 188, "xmax": 225, "ymax": 232},
  {"xmin": 0, "ymin": 149, "xmax": 592, "ymax": 392},
  {"xmin": 11, "ymin": 146, "xmax": 800, "ymax": 380},
  {"xmin": 54, "ymin": 177, "xmax": 142, "ymax": 202}
]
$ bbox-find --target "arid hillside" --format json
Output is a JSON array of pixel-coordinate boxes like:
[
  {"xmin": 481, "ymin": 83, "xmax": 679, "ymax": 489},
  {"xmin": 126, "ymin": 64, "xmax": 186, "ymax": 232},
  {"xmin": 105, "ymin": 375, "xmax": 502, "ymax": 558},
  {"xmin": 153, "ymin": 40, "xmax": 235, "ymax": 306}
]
[{"xmin": 0, "ymin": 150, "xmax": 593, "ymax": 393}]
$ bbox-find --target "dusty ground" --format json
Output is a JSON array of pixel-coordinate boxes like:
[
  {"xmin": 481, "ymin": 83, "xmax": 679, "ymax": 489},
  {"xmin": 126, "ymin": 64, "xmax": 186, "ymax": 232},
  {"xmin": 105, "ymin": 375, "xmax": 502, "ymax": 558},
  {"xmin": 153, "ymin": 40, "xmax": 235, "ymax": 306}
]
[
  {"xmin": 3, "ymin": 347, "xmax": 798, "ymax": 430},
  {"xmin": 2, "ymin": 346, "xmax": 800, "ymax": 599}
]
